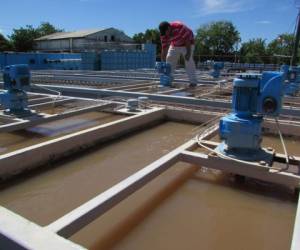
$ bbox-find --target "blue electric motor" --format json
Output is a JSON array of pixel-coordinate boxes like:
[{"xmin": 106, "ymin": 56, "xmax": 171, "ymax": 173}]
[
  {"xmin": 217, "ymin": 72, "xmax": 284, "ymax": 160},
  {"xmin": 281, "ymin": 65, "xmax": 300, "ymax": 96},
  {"xmin": 155, "ymin": 62, "xmax": 173, "ymax": 87},
  {"xmin": 211, "ymin": 62, "xmax": 224, "ymax": 79},
  {"xmin": 0, "ymin": 64, "xmax": 32, "ymax": 116}
]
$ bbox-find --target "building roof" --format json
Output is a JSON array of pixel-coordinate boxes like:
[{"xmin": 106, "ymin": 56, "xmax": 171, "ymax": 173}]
[{"xmin": 35, "ymin": 28, "xmax": 112, "ymax": 41}]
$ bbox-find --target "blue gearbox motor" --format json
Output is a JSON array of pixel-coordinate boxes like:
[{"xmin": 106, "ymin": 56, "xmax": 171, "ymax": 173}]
[
  {"xmin": 211, "ymin": 62, "xmax": 224, "ymax": 79},
  {"xmin": 155, "ymin": 62, "xmax": 173, "ymax": 87},
  {"xmin": 281, "ymin": 65, "xmax": 300, "ymax": 96},
  {"xmin": 217, "ymin": 72, "xmax": 284, "ymax": 160},
  {"xmin": 0, "ymin": 64, "xmax": 32, "ymax": 116}
]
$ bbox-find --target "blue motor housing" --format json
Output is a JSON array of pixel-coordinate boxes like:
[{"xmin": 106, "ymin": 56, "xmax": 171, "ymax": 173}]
[
  {"xmin": 0, "ymin": 89, "xmax": 29, "ymax": 113},
  {"xmin": 0, "ymin": 64, "xmax": 31, "ymax": 115},
  {"xmin": 219, "ymin": 114, "xmax": 262, "ymax": 150},
  {"xmin": 232, "ymin": 72, "xmax": 283, "ymax": 117},
  {"xmin": 211, "ymin": 62, "xmax": 224, "ymax": 79},
  {"xmin": 3, "ymin": 64, "xmax": 31, "ymax": 91},
  {"xmin": 155, "ymin": 62, "xmax": 172, "ymax": 86},
  {"xmin": 159, "ymin": 75, "xmax": 172, "ymax": 86},
  {"xmin": 232, "ymin": 74, "xmax": 260, "ymax": 117},
  {"xmin": 218, "ymin": 71, "xmax": 283, "ymax": 159},
  {"xmin": 257, "ymin": 72, "xmax": 284, "ymax": 116}
]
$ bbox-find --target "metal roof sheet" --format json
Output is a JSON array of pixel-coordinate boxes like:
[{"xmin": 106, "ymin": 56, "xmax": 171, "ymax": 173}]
[{"xmin": 35, "ymin": 28, "xmax": 110, "ymax": 41}]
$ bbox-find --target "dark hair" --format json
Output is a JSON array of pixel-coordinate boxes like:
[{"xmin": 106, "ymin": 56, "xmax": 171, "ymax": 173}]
[{"xmin": 159, "ymin": 21, "xmax": 170, "ymax": 36}]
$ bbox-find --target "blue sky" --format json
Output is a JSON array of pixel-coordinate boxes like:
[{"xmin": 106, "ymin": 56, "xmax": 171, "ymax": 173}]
[{"xmin": 0, "ymin": 0, "xmax": 298, "ymax": 43}]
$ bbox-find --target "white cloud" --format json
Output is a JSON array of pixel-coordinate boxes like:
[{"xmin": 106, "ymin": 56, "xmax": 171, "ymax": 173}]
[
  {"xmin": 193, "ymin": 0, "xmax": 254, "ymax": 16},
  {"xmin": 256, "ymin": 20, "xmax": 271, "ymax": 24}
]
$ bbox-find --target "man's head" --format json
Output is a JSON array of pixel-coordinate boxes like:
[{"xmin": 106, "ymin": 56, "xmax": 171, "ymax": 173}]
[{"xmin": 159, "ymin": 21, "xmax": 171, "ymax": 36}]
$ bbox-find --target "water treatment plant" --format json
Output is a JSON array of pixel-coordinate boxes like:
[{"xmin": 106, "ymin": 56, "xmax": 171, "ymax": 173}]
[
  {"xmin": 1, "ymin": 2, "xmax": 300, "ymax": 250},
  {"xmin": 0, "ymin": 56, "xmax": 299, "ymax": 250}
]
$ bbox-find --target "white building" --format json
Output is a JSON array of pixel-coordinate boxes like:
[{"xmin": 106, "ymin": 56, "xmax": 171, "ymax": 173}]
[{"xmin": 35, "ymin": 28, "xmax": 135, "ymax": 52}]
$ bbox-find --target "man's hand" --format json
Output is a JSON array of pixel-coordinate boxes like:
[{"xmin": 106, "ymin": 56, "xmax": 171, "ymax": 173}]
[
  {"xmin": 185, "ymin": 40, "xmax": 192, "ymax": 61},
  {"xmin": 161, "ymin": 47, "xmax": 168, "ymax": 61}
]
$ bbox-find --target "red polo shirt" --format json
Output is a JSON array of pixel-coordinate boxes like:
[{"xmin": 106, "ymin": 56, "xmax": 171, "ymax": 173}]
[{"xmin": 161, "ymin": 21, "xmax": 195, "ymax": 49}]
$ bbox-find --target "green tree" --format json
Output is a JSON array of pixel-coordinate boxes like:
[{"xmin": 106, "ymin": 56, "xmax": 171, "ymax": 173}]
[
  {"xmin": 267, "ymin": 33, "xmax": 294, "ymax": 64},
  {"xmin": 10, "ymin": 22, "xmax": 62, "ymax": 52},
  {"xmin": 10, "ymin": 25, "xmax": 39, "ymax": 52},
  {"xmin": 37, "ymin": 22, "xmax": 63, "ymax": 37},
  {"xmin": 195, "ymin": 21, "xmax": 240, "ymax": 61},
  {"xmin": 133, "ymin": 29, "xmax": 161, "ymax": 56},
  {"xmin": 0, "ymin": 33, "xmax": 12, "ymax": 51},
  {"xmin": 240, "ymin": 38, "xmax": 268, "ymax": 63},
  {"xmin": 132, "ymin": 32, "xmax": 145, "ymax": 43}
]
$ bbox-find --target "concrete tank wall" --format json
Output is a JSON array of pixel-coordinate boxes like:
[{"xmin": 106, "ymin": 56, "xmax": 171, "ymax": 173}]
[
  {"xmin": 0, "ymin": 53, "xmax": 81, "ymax": 70},
  {"xmin": 98, "ymin": 43, "xmax": 156, "ymax": 70},
  {"xmin": 0, "ymin": 43, "xmax": 156, "ymax": 71}
]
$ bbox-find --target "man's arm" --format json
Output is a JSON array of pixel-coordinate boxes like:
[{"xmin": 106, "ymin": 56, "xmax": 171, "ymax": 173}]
[
  {"xmin": 161, "ymin": 45, "xmax": 169, "ymax": 61},
  {"xmin": 185, "ymin": 40, "xmax": 191, "ymax": 61}
]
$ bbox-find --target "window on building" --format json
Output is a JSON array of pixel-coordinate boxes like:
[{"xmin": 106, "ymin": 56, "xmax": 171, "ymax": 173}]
[
  {"xmin": 104, "ymin": 36, "xmax": 108, "ymax": 42},
  {"xmin": 111, "ymin": 35, "xmax": 115, "ymax": 42}
]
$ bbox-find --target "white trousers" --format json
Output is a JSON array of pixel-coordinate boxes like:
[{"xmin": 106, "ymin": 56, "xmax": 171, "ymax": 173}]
[{"xmin": 166, "ymin": 45, "xmax": 197, "ymax": 84}]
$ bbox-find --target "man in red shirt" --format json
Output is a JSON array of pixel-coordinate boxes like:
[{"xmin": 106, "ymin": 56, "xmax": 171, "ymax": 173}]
[{"xmin": 159, "ymin": 21, "xmax": 198, "ymax": 86}]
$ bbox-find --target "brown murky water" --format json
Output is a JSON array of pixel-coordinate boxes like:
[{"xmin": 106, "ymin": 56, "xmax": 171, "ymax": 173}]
[
  {"xmin": 0, "ymin": 111, "xmax": 125, "ymax": 154},
  {"xmin": 36, "ymin": 101, "xmax": 92, "ymax": 115},
  {"xmin": 108, "ymin": 167, "xmax": 296, "ymax": 250},
  {"xmin": 0, "ymin": 122, "xmax": 196, "ymax": 224},
  {"xmin": 0, "ymin": 122, "xmax": 297, "ymax": 250},
  {"xmin": 262, "ymin": 135, "xmax": 299, "ymax": 155},
  {"xmin": 72, "ymin": 131, "xmax": 298, "ymax": 250}
]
